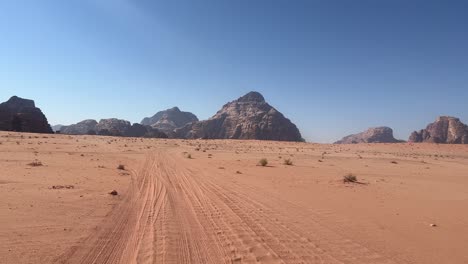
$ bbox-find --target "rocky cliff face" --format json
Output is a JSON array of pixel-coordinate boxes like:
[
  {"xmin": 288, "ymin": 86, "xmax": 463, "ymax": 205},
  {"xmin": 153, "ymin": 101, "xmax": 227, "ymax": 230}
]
[
  {"xmin": 0, "ymin": 96, "xmax": 53, "ymax": 133},
  {"xmin": 141, "ymin": 107, "xmax": 198, "ymax": 134},
  {"xmin": 174, "ymin": 92, "xmax": 302, "ymax": 141},
  {"xmin": 335, "ymin": 127, "xmax": 401, "ymax": 144},
  {"xmin": 409, "ymin": 116, "xmax": 468, "ymax": 144}
]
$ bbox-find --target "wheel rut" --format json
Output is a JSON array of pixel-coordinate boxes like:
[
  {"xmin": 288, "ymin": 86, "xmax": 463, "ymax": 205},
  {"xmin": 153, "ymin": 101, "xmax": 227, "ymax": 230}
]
[{"xmin": 55, "ymin": 150, "xmax": 405, "ymax": 264}]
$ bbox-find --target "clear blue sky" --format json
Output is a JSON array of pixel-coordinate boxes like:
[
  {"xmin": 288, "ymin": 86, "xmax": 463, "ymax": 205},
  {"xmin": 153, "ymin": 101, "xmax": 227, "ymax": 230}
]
[{"xmin": 1, "ymin": 0, "xmax": 467, "ymax": 142}]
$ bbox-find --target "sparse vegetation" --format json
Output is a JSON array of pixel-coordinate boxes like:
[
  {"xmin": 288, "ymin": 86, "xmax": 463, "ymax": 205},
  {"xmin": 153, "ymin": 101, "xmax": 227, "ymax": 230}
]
[
  {"xmin": 391, "ymin": 161, "xmax": 398, "ymax": 164},
  {"xmin": 283, "ymin": 158, "xmax": 293, "ymax": 166},
  {"xmin": 117, "ymin": 164, "xmax": 126, "ymax": 170},
  {"xmin": 258, "ymin": 158, "xmax": 268, "ymax": 167},
  {"xmin": 343, "ymin": 173, "xmax": 358, "ymax": 183},
  {"xmin": 186, "ymin": 153, "xmax": 192, "ymax": 159},
  {"xmin": 28, "ymin": 160, "xmax": 43, "ymax": 167}
]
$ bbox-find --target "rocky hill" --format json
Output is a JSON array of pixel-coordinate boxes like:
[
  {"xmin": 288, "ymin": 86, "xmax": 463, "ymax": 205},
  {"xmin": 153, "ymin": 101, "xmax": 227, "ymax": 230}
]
[
  {"xmin": 141, "ymin": 107, "xmax": 198, "ymax": 134},
  {"xmin": 335, "ymin": 127, "xmax": 402, "ymax": 144},
  {"xmin": 61, "ymin": 119, "xmax": 98, "ymax": 135},
  {"xmin": 174, "ymin": 92, "xmax": 302, "ymax": 141},
  {"xmin": 51, "ymin": 124, "xmax": 64, "ymax": 132},
  {"xmin": 61, "ymin": 118, "xmax": 167, "ymax": 138},
  {"xmin": 409, "ymin": 116, "xmax": 468, "ymax": 144},
  {"xmin": 0, "ymin": 96, "xmax": 53, "ymax": 133}
]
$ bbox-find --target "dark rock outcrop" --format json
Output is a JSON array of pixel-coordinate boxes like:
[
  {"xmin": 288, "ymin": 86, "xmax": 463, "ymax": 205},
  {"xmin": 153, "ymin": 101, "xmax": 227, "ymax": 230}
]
[
  {"xmin": 141, "ymin": 107, "xmax": 198, "ymax": 134},
  {"xmin": 125, "ymin": 123, "xmax": 168, "ymax": 138},
  {"xmin": 409, "ymin": 116, "xmax": 468, "ymax": 144},
  {"xmin": 334, "ymin": 127, "xmax": 402, "ymax": 144},
  {"xmin": 0, "ymin": 96, "xmax": 53, "ymax": 133},
  {"xmin": 174, "ymin": 91, "xmax": 302, "ymax": 141}
]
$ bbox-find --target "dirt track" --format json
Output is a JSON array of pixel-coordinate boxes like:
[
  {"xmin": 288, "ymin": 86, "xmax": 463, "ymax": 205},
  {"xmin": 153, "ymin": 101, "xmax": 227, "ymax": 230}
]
[{"xmin": 56, "ymin": 150, "xmax": 399, "ymax": 264}]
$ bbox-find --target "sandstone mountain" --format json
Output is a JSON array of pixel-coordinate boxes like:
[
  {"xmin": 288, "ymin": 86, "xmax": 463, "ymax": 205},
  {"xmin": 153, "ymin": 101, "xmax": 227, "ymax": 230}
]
[
  {"xmin": 0, "ymin": 96, "xmax": 53, "ymax": 133},
  {"xmin": 61, "ymin": 120, "xmax": 98, "ymax": 135},
  {"xmin": 141, "ymin": 107, "xmax": 198, "ymax": 134},
  {"xmin": 335, "ymin": 127, "xmax": 402, "ymax": 144},
  {"xmin": 409, "ymin": 116, "xmax": 468, "ymax": 144},
  {"xmin": 61, "ymin": 119, "xmax": 167, "ymax": 138},
  {"xmin": 174, "ymin": 92, "xmax": 302, "ymax": 141},
  {"xmin": 95, "ymin": 118, "xmax": 131, "ymax": 136}
]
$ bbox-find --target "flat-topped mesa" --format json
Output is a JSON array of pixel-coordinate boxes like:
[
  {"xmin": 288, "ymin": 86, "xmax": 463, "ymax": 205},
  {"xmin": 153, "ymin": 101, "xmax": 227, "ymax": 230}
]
[
  {"xmin": 409, "ymin": 116, "xmax": 468, "ymax": 144},
  {"xmin": 0, "ymin": 96, "xmax": 53, "ymax": 133},
  {"xmin": 174, "ymin": 91, "xmax": 302, "ymax": 141},
  {"xmin": 335, "ymin": 126, "xmax": 402, "ymax": 144}
]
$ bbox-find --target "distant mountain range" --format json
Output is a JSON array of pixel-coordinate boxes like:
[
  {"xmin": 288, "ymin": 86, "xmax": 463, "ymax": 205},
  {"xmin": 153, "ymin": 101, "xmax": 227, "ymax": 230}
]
[{"xmin": 1, "ymin": 94, "xmax": 467, "ymax": 144}]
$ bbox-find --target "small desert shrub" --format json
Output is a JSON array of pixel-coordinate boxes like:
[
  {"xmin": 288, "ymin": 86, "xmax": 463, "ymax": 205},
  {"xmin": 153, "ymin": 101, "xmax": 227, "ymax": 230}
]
[
  {"xmin": 391, "ymin": 161, "xmax": 398, "ymax": 164},
  {"xmin": 186, "ymin": 153, "xmax": 192, "ymax": 159},
  {"xmin": 117, "ymin": 164, "xmax": 125, "ymax": 170},
  {"xmin": 343, "ymin": 173, "xmax": 357, "ymax": 183},
  {"xmin": 28, "ymin": 160, "xmax": 43, "ymax": 167},
  {"xmin": 283, "ymin": 158, "xmax": 293, "ymax": 166},
  {"xmin": 258, "ymin": 158, "xmax": 268, "ymax": 167}
]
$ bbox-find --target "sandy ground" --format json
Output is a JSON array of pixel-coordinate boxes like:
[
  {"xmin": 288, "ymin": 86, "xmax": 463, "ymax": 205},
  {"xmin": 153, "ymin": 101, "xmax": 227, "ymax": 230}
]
[{"xmin": 1, "ymin": 131, "xmax": 468, "ymax": 264}]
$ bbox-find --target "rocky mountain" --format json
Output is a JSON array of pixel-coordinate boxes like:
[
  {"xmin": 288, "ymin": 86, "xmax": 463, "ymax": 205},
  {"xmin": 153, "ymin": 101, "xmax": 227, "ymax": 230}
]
[
  {"xmin": 0, "ymin": 96, "xmax": 53, "ymax": 133},
  {"xmin": 335, "ymin": 127, "xmax": 402, "ymax": 144},
  {"xmin": 61, "ymin": 118, "xmax": 167, "ymax": 138},
  {"xmin": 174, "ymin": 91, "xmax": 302, "ymax": 141},
  {"xmin": 95, "ymin": 118, "xmax": 131, "ymax": 136},
  {"xmin": 51, "ymin": 124, "xmax": 64, "ymax": 132},
  {"xmin": 409, "ymin": 116, "xmax": 468, "ymax": 144},
  {"xmin": 61, "ymin": 120, "xmax": 98, "ymax": 135},
  {"xmin": 141, "ymin": 107, "xmax": 198, "ymax": 134}
]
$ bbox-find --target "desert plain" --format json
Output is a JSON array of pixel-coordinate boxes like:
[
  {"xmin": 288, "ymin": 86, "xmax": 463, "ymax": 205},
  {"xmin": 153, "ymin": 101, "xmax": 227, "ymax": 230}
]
[{"xmin": 1, "ymin": 131, "xmax": 468, "ymax": 264}]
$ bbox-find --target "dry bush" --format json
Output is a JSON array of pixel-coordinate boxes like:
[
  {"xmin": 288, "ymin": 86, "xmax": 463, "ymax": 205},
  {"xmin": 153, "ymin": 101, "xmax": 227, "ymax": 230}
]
[
  {"xmin": 28, "ymin": 160, "xmax": 43, "ymax": 167},
  {"xmin": 117, "ymin": 164, "xmax": 126, "ymax": 170},
  {"xmin": 283, "ymin": 158, "xmax": 293, "ymax": 166},
  {"xmin": 343, "ymin": 173, "xmax": 357, "ymax": 183},
  {"xmin": 258, "ymin": 158, "xmax": 268, "ymax": 167}
]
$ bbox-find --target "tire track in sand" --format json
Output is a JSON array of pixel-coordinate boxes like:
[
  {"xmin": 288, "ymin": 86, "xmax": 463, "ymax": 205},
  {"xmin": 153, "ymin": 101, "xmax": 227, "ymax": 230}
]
[{"xmin": 56, "ymin": 150, "xmax": 405, "ymax": 263}]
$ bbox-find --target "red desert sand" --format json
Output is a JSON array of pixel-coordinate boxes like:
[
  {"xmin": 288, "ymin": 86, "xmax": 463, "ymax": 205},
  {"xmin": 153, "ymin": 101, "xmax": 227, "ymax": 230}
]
[{"xmin": 1, "ymin": 131, "xmax": 468, "ymax": 264}]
